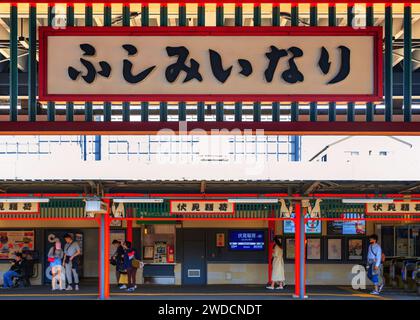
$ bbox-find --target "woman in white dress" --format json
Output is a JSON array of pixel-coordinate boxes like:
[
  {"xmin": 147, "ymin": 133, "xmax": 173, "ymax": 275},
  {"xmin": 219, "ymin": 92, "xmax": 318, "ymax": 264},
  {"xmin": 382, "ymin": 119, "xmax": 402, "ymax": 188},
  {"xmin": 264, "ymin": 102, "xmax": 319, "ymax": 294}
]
[{"xmin": 266, "ymin": 236, "xmax": 285, "ymax": 290}]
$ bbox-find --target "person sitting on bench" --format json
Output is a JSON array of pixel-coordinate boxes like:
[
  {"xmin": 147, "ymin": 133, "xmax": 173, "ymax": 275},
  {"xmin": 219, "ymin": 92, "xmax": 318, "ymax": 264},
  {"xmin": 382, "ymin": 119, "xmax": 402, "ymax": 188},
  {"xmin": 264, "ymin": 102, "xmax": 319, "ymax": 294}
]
[{"xmin": 2, "ymin": 253, "xmax": 26, "ymax": 289}]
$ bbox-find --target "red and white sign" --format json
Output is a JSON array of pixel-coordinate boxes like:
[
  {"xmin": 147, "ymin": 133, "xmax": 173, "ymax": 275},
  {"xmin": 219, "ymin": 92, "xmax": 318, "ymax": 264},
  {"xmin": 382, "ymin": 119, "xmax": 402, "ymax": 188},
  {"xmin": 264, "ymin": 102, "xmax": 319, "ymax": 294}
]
[
  {"xmin": 39, "ymin": 27, "xmax": 382, "ymax": 102},
  {"xmin": 0, "ymin": 202, "xmax": 40, "ymax": 214},
  {"xmin": 170, "ymin": 200, "xmax": 235, "ymax": 215}
]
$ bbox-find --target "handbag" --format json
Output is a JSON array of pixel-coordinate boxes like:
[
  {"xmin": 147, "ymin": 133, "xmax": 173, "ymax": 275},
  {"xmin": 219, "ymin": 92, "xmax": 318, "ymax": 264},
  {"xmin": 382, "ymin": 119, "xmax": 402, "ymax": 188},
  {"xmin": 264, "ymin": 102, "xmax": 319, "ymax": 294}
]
[
  {"xmin": 119, "ymin": 273, "xmax": 128, "ymax": 285},
  {"xmin": 131, "ymin": 258, "xmax": 140, "ymax": 269}
]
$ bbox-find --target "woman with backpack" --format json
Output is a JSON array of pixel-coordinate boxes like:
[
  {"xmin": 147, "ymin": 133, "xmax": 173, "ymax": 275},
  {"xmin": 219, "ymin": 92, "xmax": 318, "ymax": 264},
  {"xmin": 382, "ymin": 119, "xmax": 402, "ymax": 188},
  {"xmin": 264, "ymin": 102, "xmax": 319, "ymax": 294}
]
[
  {"xmin": 48, "ymin": 239, "xmax": 65, "ymax": 291},
  {"xmin": 122, "ymin": 241, "xmax": 143, "ymax": 292}
]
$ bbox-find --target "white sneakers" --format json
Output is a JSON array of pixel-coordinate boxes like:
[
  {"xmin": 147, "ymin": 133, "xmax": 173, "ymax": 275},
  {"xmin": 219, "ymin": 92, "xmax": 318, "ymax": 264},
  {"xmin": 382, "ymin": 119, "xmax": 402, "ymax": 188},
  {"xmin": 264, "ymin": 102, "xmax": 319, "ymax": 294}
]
[
  {"xmin": 119, "ymin": 285, "xmax": 127, "ymax": 289},
  {"xmin": 64, "ymin": 285, "xmax": 79, "ymax": 291}
]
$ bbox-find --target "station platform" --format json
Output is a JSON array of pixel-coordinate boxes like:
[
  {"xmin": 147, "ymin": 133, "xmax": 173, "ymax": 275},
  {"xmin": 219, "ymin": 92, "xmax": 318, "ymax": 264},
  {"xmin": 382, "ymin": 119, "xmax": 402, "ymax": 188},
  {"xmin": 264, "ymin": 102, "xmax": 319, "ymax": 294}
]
[{"xmin": 0, "ymin": 283, "xmax": 418, "ymax": 300}]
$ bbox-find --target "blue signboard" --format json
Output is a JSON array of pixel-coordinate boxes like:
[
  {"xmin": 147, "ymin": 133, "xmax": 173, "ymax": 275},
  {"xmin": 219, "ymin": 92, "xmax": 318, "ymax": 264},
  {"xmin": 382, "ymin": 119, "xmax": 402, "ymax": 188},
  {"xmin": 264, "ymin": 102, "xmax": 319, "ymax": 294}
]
[{"xmin": 228, "ymin": 230, "xmax": 265, "ymax": 251}]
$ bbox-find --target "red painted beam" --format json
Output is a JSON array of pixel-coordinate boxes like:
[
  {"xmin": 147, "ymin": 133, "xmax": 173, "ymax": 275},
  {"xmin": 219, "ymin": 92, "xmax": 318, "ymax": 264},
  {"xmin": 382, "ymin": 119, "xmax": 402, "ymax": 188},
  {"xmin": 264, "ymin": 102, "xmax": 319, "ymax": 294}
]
[
  {"xmin": 1, "ymin": 121, "xmax": 420, "ymax": 136},
  {"xmin": 6, "ymin": 1, "xmax": 419, "ymax": 4}
]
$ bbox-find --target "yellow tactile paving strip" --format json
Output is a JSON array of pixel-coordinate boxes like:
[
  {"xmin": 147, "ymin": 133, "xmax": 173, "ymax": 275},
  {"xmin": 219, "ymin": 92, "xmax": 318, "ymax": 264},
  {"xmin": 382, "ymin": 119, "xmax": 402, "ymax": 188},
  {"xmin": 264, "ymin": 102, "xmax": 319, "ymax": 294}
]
[{"xmin": 0, "ymin": 291, "xmax": 388, "ymax": 299}]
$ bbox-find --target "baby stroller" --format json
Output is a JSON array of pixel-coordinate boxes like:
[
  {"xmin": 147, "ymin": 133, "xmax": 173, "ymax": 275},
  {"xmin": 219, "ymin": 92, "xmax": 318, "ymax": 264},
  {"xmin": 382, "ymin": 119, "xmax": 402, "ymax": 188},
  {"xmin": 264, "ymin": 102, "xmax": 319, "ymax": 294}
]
[{"xmin": 12, "ymin": 259, "xmax": 34, "ymax": 288}]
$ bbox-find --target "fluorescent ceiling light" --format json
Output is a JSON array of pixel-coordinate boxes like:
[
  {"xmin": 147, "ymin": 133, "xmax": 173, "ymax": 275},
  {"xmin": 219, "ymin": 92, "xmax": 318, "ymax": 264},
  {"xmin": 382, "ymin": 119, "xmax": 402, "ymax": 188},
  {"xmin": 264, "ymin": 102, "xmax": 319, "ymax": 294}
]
[
  {"xmin": 342, "ymin": 199, "xmax": 393, "ymax": 204},
  {"xmin": 228, "ymin": 198, "xmax": 278, "ymax": 204},
  {"xmin": 0, "ymin": 198, "xmax": 50, "ymax": 203},
  {"xmin": 113, "ymin": 198, "xmax": 164, "ymax": 203}
]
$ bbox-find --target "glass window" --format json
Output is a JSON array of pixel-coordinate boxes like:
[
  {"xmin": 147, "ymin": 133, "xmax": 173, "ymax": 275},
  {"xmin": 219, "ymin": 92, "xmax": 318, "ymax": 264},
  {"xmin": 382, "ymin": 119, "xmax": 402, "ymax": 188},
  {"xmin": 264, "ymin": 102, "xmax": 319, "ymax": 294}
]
[
  {"xmin": 396, "ymin": 226, "xmax": 409, "ymax": 256},
  {"xmin": 409, "ymin": 225, "xmax": 420, "ymax": 257},
  {"xmin": 381, "ymin": 226, "xmax": 395, "ymax": 256}
]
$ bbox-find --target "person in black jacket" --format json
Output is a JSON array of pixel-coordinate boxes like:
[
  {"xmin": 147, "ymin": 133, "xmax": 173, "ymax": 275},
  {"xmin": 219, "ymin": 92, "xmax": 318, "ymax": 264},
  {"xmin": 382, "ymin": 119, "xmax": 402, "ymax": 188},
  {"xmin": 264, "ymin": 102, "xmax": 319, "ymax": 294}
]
[
  {"xmin": 2, "ymin": 253, "xmax": 26, "ymax": 288},
  {"xmin": 111, "ymin": 240, "xmax": 125, "ymax": 288}
]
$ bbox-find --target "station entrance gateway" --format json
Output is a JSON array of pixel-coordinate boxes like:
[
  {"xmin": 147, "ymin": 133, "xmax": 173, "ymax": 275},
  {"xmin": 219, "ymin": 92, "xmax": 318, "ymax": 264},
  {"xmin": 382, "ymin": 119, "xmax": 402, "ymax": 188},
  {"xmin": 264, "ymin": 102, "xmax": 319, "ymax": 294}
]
[{"xmin": 1, "ymin": 192, "xmax": 419, "ymax": 299}]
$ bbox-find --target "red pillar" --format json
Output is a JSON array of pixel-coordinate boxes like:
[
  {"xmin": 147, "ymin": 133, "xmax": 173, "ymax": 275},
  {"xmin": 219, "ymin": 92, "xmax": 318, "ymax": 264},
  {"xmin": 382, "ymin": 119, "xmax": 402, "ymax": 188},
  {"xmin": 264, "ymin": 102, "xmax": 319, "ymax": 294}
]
[
  {"xmin": 268, "ymin": 219, "xmax": 275, "ymax": 283},
  {"xmin": 303, "ymin": 208, "xmax": 307, "ymax": 297},
  {"xmin": 127, "ymin": 220, "xmax": 133, "ymax": 242},
  {"xmin": 104, "ymin": 213, "xmax": 110, "ymax": 298},
  {"xmin": 98, "ymin": 199, "xmax": 111, "ymax": 299},
  {"xmin": 294, "ymin": 201, "xmax": 301, "ymax": 297}
]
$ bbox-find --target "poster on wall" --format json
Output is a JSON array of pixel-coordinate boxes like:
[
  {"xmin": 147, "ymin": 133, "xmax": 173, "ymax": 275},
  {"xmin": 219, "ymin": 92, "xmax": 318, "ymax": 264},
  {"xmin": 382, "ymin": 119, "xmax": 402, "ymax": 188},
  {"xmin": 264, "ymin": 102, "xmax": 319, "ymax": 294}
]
[
  {"xmin": 348, "ymin": 239, "xmax": 364, "ymax": 260},
  {"xmin": 327, "ymin": 215, "xmax": 366, "ymax": 235},
  {"xmin": 0, "ymin": 231, "xmax": 35, "ymax": 259},
  {"xmin": 327, "ymin": 238, "xmax": 342, "ymax": 260},
  {"xmin": 216, "ymin": 233, "xmax": 225, "ymax": 248},
  {"xmin": 285, "ymin": 238, "xmax": 295, "ymax": 260},
  {"xmin": 283, "ymin": 215, "xmax": 321, "ymax": 234},
  {"xmin": 307, "ymin": 238, "xmax": 321, "ymax": 260},
  {"xmin": 110, "ymin": 230, "xmax": 125, "ymax": 258}
]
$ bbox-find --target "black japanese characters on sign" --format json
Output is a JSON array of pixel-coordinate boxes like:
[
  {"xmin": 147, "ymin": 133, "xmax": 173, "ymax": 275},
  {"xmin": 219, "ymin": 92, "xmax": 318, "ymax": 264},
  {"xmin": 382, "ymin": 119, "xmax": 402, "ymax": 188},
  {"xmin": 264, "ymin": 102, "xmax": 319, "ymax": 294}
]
[
  {"xmin": 170, "ymin": 201, "xmax": 234, "ymax": 214},
  {"xmin": 0, "ymin": 202, "xmax": 39, "ymax": 214},
  {"xmin": 367, "ymin": 202, "xmax": 420, "ymax": 214},
  {"xmin": 67, "ymin": 44, "xmax": 350, "ymax": 85},
  {"xmin": 68, "ymin": 44, "xmax": 111, "ymax": 84}
]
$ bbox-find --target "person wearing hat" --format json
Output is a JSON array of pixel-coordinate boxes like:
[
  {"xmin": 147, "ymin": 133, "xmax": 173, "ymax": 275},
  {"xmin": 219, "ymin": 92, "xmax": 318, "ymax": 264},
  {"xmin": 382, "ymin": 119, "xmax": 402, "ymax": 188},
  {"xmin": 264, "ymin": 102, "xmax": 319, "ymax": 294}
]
[
  {"xmin": 62, "ymin": 233, "xmax": 81, "ymax": 291},
  {"xmin": 2, "ymin": 252, "xmax": 25, "ymax": 288},
  {"xmin": 266, "ymin": 236, "xmax": 285, "ymax": 290}
]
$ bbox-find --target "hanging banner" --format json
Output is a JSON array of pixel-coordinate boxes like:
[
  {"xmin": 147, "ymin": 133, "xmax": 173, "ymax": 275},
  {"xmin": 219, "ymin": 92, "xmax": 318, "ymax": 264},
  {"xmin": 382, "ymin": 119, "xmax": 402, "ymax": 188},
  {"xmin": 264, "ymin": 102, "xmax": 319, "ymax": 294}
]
[
  {"xmin": 306, "ymin": 199, "xmax": 322, "ymax": 218},
  {"xmin": 170, "ymin": 200, "xmax": 235, "ymax": 215},
  {"xmin": 279, "ymin": 199, "xmax": 292, "ymax": 218},
  {"xmin": 39, "ymin": 27, "xmax": 382, "ymax": 102},
  {"xmin": 111, "ymin": 202, "xmax": 125, "ymax": 218},
  {"xmin": 366, "ymin": 201, "xmax": 420, "ymax": 214},
  {"xmin": 0, "ymin": 202, "xmax": 40, "ymax": 214}
]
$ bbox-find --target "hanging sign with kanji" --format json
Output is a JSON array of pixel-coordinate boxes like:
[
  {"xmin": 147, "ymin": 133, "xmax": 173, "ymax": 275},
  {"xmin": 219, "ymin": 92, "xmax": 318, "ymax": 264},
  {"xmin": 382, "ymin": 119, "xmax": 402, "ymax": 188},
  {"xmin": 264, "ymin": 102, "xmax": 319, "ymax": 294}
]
[
  {"xmin": 366, "ymin": 201, "xmax": 420, "ymax": 214},
  {"xmin": 170, "ymin": 200, "xmax": 235, "ymax": 215},
  {"xmin": 39, "ymin": 27, "xmax": 382, "ymax": 102},
  {"xmin": 0, "ymin": 202, "xmax": 40, "ymax": 214}
]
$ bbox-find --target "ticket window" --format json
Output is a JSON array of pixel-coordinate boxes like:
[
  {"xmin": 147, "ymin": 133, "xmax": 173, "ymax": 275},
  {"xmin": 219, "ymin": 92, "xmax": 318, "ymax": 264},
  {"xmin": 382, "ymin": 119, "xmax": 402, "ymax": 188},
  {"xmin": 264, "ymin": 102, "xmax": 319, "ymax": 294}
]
[
  {"xmin": 142, "ymin": 225, "xmax": 175, "ymax": 263},
  {"xmin": 141, "ymin": 224, "xmax": 176, "ymax": 285}
]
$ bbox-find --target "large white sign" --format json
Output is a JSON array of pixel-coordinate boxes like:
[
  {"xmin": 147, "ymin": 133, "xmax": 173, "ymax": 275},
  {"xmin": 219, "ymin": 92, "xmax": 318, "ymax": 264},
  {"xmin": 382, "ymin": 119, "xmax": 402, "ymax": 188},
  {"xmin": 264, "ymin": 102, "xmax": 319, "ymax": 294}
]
[{"xmin": 39, "ymin": 27, "xmax": 382, "ymax": 102}]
